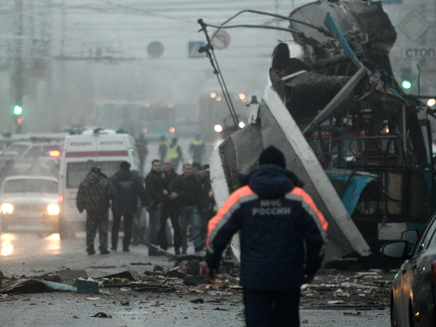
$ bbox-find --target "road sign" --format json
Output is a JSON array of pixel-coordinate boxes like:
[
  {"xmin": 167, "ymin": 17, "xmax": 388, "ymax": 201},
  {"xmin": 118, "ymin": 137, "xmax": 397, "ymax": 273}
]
[
  {"xmin": 147, "ymin": 41, "xmax": 164, "ymax": 59},
  {"xmin": 399, "ymin": 11, "xmax": 429, "ymax": 40},
  {"xmin": 211, "ymin": 30, "xmax": 231, "ymax": 50},
  {"xmin": 188, "ymin": 41, "xmax": 206, "ymax": 58}
]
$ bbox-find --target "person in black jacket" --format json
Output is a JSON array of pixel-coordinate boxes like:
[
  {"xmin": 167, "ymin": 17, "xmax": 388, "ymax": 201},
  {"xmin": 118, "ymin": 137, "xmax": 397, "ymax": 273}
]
[
  {"xmin": 158, "ymin": 159, "xmax": 182, "ymax": 254},
  {"xmin": 110, "ymin": 161, "xmax": 146, "ymax": 252},
  {"xmin": 175, "ymin": 163, "xmax": 203, "ymax": 254},
  {"xmin": 145, "ymin": 159, "xmax": 167, "ymax": 256},
  {"xmin": 199, "ymin": 164, "xmax": 216, "ymax": 247},
  {"xmin": 204, "ymin": 146, "xmax": 328, "ymax": 327}
]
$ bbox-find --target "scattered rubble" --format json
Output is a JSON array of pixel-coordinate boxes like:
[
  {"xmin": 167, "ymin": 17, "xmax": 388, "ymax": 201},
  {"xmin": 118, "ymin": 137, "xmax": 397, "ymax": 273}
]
[
  {"xmin": 300, "ymin": 269, "xmax": 395, "ymax": 308},
  {"xmin": 0, "ymin": 259, "xmax": 395, "ymax": 310},
  {"xmin": 0, "ymin": 279, "xmax": 77, "ymax": 294},
  {"xmin": 91, "ymin": 312, "xmax": 111, "ymax": 318}
]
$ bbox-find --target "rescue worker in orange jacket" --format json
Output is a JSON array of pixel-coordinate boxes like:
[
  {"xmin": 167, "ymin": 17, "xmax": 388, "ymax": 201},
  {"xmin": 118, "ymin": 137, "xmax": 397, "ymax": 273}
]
[{"xmin": 204, "ymin": 145, "xmax": 327, "ymax": 327}]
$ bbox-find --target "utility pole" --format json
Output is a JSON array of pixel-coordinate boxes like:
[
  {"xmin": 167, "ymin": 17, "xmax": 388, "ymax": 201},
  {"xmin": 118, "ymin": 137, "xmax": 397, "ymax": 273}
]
[
  {"xmin": 40, "ymin": 0, "xmax": 55, "ymax": 130},
  {"xmin": 59, "ymin": 0, "xmax": 67, "ymax": 130},
  {"xmin": 12, "ymin": 0, "xmax": 24, "ymax": 133}
]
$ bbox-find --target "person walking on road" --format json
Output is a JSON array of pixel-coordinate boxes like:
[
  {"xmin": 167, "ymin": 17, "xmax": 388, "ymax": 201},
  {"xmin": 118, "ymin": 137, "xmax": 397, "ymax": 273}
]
[
  {"xmin": 131, "ymin": 169, "xmax": 147, "ymax": 246},
  {"xmin": 136, "ymin": 134, "xmax": 148, "ymax": 175},
  {"xmin": 145, "ymin": 159, "xmax": 167, "ymax": 256},
  {"xmin": 204, "ymin": 146, "xmax": 328, "ymax": 327},
  {"xmin": 76, "ymin": 166, "xmax": 116, "ymax": 255},
  {"xmin": 175, "ymin": 163, "xmax": 204, "ymax": 254},
  {"xmin": 189, "ymin": 134, "xmax": 205, "ymax": 165},
  {"xmin": 199, "ymin": 164, "xmax": 216, "ymax": 247},
  {"xmin": 159, "ymin": 159, "xmax": 182, "ymax": 255},
  {"xmin": 110, "ymin": 161, "xmax": 147, "ymax": 252},
  {"xmin": 158, "ymin": 135, "xmax": 168, "ymax": 163},
  {"xmin": 168, "ymin": 137, "xmax": 183, "ymax": 172}
]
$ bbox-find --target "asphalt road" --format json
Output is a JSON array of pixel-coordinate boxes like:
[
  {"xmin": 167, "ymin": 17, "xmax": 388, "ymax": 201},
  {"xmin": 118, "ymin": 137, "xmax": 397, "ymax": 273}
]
[{"xmin": 0, "ymin": 232, "xmax": 390, "ymax": 326}]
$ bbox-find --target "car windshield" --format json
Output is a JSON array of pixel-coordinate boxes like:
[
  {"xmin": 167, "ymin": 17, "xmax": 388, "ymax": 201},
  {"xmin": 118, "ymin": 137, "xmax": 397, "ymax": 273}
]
[
  {"xmin": 2, "ymin": 179, "xmax": 58, "ymax": 194},
  {"xmin": 66, "ymin": 161, "xmax": 123, "ymax": 189},
  {"xmin": 1, "ymin": 144, "xmax": 29, "ymax": 157}
]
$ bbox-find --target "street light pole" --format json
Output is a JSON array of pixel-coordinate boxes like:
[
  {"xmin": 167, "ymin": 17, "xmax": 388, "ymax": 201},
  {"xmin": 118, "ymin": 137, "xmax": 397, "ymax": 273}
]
[{"xmin": 13, "ymin": 0, "xmax": 24, "ymax": 133}]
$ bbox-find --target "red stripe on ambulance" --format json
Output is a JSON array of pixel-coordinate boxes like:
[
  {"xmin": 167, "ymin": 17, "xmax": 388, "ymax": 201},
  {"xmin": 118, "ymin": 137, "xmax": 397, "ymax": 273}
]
[{"xmin": 65, "ymin": 151, "xmax": 129, "ymax": 158}]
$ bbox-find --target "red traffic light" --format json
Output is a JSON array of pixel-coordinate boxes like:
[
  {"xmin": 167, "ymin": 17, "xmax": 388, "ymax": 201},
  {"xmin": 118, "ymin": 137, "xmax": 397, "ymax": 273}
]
[{"xmin": 16, "ymin": 117, "xmax": 23, "ymax": 124}]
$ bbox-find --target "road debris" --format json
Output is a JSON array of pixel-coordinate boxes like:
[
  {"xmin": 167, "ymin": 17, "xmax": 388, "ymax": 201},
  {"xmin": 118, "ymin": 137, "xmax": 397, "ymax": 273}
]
[
  {"xmin": 300, "ymin": 269, "xmax": 394, "ymax": 308},
  {"xmin": 0, "ymin": 257, "xmax": 394, "ymax": 310},
  {"xmin": 91, "ymin": 312, "xmax": 111, "ymax": 318},
  {"xmin": 75, "ymin": 280, "xmax": 99, "ymax": 294},
  {"xmin": 344, "ymin": 311, "xmax": 362, "ymax": 316},
  {"xmin": 58, "ymin": 269, "xmax": 88, "ymax": 282},
  {"xmin": 184, "ymin": 275, "xmax": 209, "ymax": 285},
  {"xmin": 0, "ymin": 279, "xmax": 77, "ymax": 294}
]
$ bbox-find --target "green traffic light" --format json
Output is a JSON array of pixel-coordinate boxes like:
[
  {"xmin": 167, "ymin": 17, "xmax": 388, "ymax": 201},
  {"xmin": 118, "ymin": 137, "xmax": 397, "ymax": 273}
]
[
  {"xmin": 402, "ymin": 80, "xmax": 412, "ymax": 89},
  {"xmin": 13, "ymin": 105, "xmax": 23, "ymax": 115}
]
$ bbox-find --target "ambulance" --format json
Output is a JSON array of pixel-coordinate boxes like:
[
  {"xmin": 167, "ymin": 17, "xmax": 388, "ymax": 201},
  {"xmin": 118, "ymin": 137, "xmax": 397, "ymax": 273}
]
[{"xmin": 58, "ymin": 128, "xmax": 140, "ymax": 239}]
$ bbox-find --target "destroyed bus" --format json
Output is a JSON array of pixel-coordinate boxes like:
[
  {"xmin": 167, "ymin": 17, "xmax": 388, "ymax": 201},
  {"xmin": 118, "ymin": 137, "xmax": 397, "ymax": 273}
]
[{"xmin": 203, "ymin": 0, "xmax": 436, "ymax": 263}]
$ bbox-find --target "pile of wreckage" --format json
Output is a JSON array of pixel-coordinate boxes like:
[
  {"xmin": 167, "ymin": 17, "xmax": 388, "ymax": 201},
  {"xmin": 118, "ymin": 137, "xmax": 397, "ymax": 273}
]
[
  {"xmin": 0, "ymin": 260, "xmax": 394, "ymax": 309},
  {"xmin": 0, "ymin": 256, "xmax": 241, "ymax": 297}
]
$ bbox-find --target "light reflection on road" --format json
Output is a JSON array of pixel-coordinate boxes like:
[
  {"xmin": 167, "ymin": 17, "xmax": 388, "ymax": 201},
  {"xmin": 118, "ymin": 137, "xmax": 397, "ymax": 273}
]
[
  {"xmin": 1, "ymin": 233, "xmax": 16, "ymax": 256},
  {"xmin": 1, "ymin": 233, "xmax": 63, "ymax": 256},
  {"xmin": 44, "ymin": 233, "xmax": 61, "ymax": 254}
]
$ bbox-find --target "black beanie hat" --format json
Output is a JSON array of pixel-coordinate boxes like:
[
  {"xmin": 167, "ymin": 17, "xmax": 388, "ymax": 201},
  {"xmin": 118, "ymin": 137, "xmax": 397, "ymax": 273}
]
[{"xmin": 258, "ymin": 145, "xmax": 286, "ymax": 168}]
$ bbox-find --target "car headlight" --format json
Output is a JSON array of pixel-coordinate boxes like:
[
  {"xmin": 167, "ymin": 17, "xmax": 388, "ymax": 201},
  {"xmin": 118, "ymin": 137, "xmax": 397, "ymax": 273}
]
[
  {"xmin": 47, "ymin": 204, "xmax": 60, "ymax": 215},
  {"xmin": 1, "ymin": 203, "xmax": 14, "ymax": 214}
]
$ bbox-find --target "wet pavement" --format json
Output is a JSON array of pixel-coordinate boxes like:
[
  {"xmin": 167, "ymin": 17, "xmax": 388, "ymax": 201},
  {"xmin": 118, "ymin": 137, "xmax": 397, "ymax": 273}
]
[{"xmin": 0, "ymin": 232, "xmax": 392, "ymax": 326}]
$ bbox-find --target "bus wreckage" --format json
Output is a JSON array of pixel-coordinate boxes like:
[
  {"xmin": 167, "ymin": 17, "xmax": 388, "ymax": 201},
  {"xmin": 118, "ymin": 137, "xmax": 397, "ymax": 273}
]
[{"xmin": 201, "ymin": 0, "xmax": 436, "ymax": 263}]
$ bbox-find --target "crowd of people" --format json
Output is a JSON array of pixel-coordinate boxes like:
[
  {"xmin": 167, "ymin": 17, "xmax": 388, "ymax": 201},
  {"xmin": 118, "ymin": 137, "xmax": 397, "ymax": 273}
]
[
  {"xmin": 76, "ymin": 142, "xmax": 327, "ymax": 327},
  {"xmin": 76, "ymin": 134, "xmax": 214, "ymax": 256}
]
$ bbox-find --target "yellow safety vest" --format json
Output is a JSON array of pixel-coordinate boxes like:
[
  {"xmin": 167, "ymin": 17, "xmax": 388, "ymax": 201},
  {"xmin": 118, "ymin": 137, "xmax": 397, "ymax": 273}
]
[
  {"xmin": 192, "ymin": 139, "xmax": 203, "ymax": 146},
  {"xmin": 169, "ymin": 145, "xmax": 179, "ymax": 159}
]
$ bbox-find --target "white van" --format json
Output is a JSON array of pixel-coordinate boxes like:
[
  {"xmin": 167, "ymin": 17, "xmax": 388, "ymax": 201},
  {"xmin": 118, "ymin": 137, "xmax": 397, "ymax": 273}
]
[{"xmin": 58, "ymin": 129, "xmax": 140, "ymax": 239}]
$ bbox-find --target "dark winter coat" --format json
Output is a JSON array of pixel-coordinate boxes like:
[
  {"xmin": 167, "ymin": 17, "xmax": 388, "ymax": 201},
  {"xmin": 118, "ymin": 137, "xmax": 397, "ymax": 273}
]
[
  {"xmin": 145, "ymin": 170, "xmax": 166, "ymax": 211},
  {"xmin": 205, "ymin": 164, "xmax": 328, "ymax": 290},
  {"xmin": 164, "ymin": 170, "xmax": 180, "ymax": 193},
  {"xmin": 77, "ymin": 171, "xmax": 116, "ymax": 213},
  {"xmin": 174, "ymin": 174, "xmax": 202, "ymax": 207},
  {"xmin": 110, "ymin": 170, "xmax": 146, "ymax": 216}
]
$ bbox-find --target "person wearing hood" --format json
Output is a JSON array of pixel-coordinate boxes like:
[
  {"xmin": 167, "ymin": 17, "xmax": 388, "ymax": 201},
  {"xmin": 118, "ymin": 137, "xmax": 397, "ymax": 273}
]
[
  {"xmin": 110, "ymin": 161, "xmax": 147, "ymax": 252},
  {"xmin": 204, "ymin": 146, "xmax": 328, "ymax": 327},
  {"xmin": 76, "ymin": 166, "xmax": 116, "ymax": 255}
]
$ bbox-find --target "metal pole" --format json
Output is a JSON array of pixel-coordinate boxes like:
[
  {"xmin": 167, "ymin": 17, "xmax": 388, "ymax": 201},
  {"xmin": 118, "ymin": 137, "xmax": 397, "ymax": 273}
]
[{"xmin": 13, "ymin": 0, "xmax": 24, "ymax": 133}]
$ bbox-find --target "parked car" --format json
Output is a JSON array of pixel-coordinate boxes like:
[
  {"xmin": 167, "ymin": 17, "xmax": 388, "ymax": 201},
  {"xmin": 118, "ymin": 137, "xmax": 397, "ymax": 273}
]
[
  {"xmin": 381, "ymin": 211, "xmax": 436, "ymax": 327},
  {"xmin": 0, "ymin": 176, "xmax": 60, "ymax": 232}
]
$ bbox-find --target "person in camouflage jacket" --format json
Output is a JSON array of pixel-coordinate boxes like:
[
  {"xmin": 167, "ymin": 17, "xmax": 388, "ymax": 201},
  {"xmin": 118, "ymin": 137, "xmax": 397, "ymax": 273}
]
[{"xmin": 77, "ymin": 166, "xmax": 116, "ymax": 255}]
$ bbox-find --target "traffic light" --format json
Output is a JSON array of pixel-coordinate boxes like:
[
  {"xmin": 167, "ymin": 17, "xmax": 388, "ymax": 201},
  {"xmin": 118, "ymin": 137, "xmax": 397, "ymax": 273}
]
[
  {"xmin": 400, "ymin": 67, "xmax": 413, "ymax": 90},
  {"xmin": 13, "ymin": 104, "xmax": 23, "ymax": 132},
  {"xmin": 401, "ymin": 80, "xmax": 412, "ymax": 89},
  {"xmin": 13, "ymin": 105, "xmax": 23, "ymax": 115}
]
